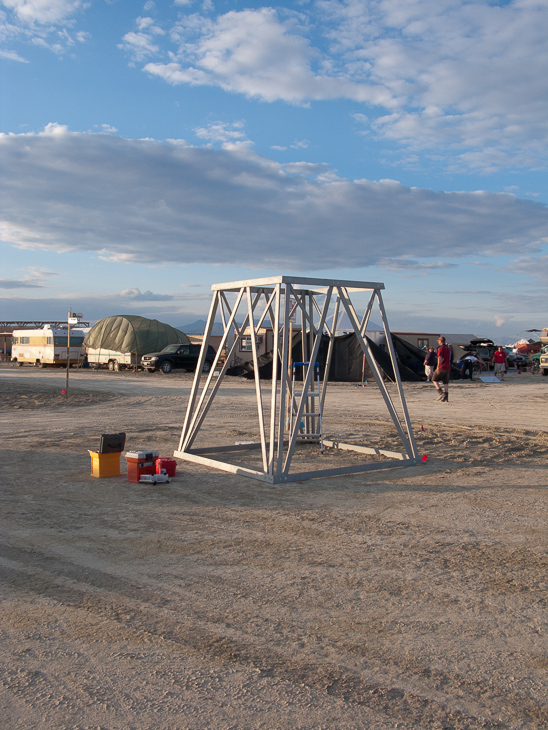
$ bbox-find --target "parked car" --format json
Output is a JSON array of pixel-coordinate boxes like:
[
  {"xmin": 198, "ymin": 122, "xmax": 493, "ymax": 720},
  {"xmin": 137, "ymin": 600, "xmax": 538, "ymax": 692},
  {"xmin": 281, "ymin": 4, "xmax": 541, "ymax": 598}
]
[
  {"xmin": 141, "ymin": 343, "xmax": 217, "ymax": 374},
  {"xmin": 506, "ymin": 352, "xmax": 533, "ymax": 369},
  {"xmin": 462, "ymin": 339, "xmax": 496, "ymax": 364},
  {"xmin": 533, "ymin": 345, "xmax": 548, "ymax": 375}
]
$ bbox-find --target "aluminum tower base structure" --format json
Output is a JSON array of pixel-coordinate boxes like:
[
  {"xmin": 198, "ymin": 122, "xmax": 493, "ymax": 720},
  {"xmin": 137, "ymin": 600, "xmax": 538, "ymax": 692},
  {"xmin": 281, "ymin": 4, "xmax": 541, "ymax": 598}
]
[{"xmin": 174, "ymin": 276, "xmax": 418, "ymax": 483}]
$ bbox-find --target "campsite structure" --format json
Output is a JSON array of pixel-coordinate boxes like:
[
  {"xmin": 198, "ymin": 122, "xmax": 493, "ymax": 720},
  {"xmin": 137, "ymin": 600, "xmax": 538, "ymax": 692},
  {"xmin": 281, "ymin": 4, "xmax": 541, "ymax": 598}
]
[
  {"xmin": 174, "ymin": 275, "xmax": 419, "ymax": 483},
  {"xmin": 84, "ymin": 315, "xmax": 189, "ymax": 371},
  {"xmin": 11, "ymin": 324, "xmax": 86, "ymax": 367}
]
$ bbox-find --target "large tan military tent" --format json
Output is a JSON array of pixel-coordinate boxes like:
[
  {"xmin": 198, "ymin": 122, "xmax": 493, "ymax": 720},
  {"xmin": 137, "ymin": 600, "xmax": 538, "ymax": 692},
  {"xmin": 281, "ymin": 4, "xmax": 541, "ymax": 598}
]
[{"xmin": 84, "ymin": 315, "xmax": 189, "ymax": 370}]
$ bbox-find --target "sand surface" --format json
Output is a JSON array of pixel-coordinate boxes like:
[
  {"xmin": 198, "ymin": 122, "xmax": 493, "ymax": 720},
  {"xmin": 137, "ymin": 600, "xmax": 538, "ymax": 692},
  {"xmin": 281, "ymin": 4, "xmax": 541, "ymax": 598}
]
[{"xmin": 1, "ymin": 364, "xmax": 548, "ymax": 729}]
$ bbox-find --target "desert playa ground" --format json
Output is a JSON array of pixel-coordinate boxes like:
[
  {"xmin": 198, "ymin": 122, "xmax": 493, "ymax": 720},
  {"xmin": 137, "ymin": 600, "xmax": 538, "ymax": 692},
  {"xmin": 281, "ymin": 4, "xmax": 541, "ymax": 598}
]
[{"xmin": 1, "ymin": 364, "xmax": 548, "ymax": 729}]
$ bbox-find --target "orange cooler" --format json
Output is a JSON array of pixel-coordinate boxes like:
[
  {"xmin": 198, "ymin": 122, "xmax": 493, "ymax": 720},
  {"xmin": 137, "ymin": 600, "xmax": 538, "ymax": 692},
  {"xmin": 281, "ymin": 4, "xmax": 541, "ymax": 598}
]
[{"xmin": 125, "ymin": 450, "xmax": 159, "ymax": 483}]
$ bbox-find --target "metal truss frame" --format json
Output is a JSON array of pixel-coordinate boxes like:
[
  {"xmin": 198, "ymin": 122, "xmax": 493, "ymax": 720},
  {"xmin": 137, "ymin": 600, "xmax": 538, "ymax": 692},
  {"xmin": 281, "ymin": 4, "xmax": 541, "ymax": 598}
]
[{"xmin": 173, "ymin": 275, "xmax": 418, "ymax": 483}]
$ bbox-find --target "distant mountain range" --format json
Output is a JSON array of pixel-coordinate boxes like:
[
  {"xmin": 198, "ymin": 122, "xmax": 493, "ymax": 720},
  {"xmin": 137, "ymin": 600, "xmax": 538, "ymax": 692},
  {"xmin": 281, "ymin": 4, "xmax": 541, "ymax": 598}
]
[{"xmin": 177, "ymin": 319, "xmax": 227, "ymax": 335}]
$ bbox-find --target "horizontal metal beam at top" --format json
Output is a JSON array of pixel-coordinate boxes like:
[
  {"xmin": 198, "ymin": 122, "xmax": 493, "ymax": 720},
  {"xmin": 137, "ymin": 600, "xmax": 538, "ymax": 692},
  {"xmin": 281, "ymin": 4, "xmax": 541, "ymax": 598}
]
[
  {"xmin": 210, "ymin": 275, "xmax": 385, "ymax": 292},
  {"xmin": 0, "ymin": 321, "xmax": 90, "ymax": 329}
]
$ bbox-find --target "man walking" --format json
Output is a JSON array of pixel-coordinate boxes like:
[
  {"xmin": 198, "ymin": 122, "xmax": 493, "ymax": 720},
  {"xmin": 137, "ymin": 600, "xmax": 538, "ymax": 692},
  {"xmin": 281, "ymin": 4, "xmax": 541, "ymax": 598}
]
[
  {"xmin": 432, "ymin": 336, "xmax": 452, "ymax": 402},
  {"xmin": 492, "ymin": 346, "xmax": 508, "ymax": 380}
]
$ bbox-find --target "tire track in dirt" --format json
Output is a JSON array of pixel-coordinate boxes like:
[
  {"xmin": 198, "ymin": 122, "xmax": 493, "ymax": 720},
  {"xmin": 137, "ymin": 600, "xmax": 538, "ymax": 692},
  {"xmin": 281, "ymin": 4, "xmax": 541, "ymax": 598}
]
[{"xmin": 2, "ymin": 543, "xmax": 544, "ymax": 729}]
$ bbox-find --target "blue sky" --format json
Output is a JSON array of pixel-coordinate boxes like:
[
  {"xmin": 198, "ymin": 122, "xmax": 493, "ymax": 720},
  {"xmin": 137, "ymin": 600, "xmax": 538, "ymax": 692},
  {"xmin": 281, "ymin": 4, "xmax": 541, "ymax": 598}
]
[{"xmin": 1, "ymin": 0, "xmax": 548, "ymax": 341}]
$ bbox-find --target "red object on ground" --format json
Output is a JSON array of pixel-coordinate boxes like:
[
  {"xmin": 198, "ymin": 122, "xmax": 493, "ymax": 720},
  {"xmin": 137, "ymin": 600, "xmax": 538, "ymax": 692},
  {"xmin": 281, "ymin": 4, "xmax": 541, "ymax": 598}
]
[
  {"xmin": 156, "ymin": 457, "xmax": 177, "ymax": 477},
  {"xmin": 125, "ymin": 450, "xmax": 159, "ymax": 483},
  {"xmin": 422, "ymin": 454, "xmax": 428, "ymax": 462}
]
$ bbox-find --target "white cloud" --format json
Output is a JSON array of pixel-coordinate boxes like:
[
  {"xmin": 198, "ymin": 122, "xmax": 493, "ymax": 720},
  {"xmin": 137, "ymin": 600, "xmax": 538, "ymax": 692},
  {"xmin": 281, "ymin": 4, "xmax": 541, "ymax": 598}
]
[
  {"xmin": 377, "ymin": 258, "xmax": 458, "ymax": 272},
  {"xmin": 0, "ymin": 292, "xmax": 199, "ymax": 324},
  {"xmin": 123, "ymin": 1, "xmax": 548, "ymax": 171},
  {"xmin": 494, "ymin": 315, "xmax": 511, "ymax": 328},
  {"xmin": 0, "ymin": 0, "xmax": 89, "ymax": 54},
  {"xmin": 193, "ymin": 120, "xmax": 249, "ymax": 148},
  {"xmin": 95, "ymin": 124, "xmax": 118, "ymax": 133},
  {"xmin": 143, "ymin": 8, "xmax": 392, "ymax": 105},
  {"xmin": 1, "ymin": 128, "xmax": 547, "ymax": 274},
  {"xmin": 0, "ymin": 276, "xmax": 42, "ymax": 289},
  {"xmin": 0, "ymin": 47, "xmax": 29, "ymax": 61},
  {"xmin": 507, "ymin": 255, "xmax": 548, "ymax": 280},
  {"xmin": 1, "ymin": 0, "xmax": 85, "ymax": 25},
  {"xmin": 120, "ymin": 287, "xmax": 174, "ymax": 301},
  {"xmin": 317, "ymin": 0, "xmax": 548, "ymax": 167},
  {"xmin": 117, "ymin": 15, "xmax": 165, "ymax": 62},
  {"xmin": 118, "ymin": 30, "xmax": 161, "ymax": 63},
  {"xmin": 0, "ymin": 266, "xmax": 56, "ymax": 289}
]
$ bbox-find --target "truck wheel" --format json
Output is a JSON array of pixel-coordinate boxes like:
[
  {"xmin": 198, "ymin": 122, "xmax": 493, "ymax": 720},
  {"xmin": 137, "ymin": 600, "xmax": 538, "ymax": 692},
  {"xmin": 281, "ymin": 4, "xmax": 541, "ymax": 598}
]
[
  {"xmin": 113, "ymin": 360, "xmax": 120, "ymax": 372},
  {"xmin": 202, "ymin": 360, "xmax": 212, "ymax": 373},
  {"xmin": 161, "ymin": 361, "xmax": 173, "ymax": 374},
  {"xmin": 35, "ymin": 360, "xmax": 44, "ymax": 368},
  {"xmin": 542, "ymin": 369, "xmax": 548, "ymax": 377},
  {"xmin": 108, "ymin": 360, "xmax": 114, "ymax": 371}
]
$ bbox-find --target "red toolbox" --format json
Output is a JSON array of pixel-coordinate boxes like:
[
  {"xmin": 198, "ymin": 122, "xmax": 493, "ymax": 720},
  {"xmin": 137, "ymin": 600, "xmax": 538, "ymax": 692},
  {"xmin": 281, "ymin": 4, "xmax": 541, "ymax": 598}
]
[
  {"xmin": 156, "ymin": 457, "xmax": 177, "ymax": 477},
  {"xmin": 125, "ymin": 450, "xmax": 159, "ymax": 483}
]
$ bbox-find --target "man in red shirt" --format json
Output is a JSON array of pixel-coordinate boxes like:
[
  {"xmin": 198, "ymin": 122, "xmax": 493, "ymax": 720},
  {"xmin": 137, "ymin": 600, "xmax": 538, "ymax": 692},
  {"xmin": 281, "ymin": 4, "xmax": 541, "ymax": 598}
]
[
  {"xmin": 432, "ymin": 336, "xmax": 452, "ymax": 402},
  {"xmin": 492, "ymin": 346, "xmax": 508, "ymax": 380}
]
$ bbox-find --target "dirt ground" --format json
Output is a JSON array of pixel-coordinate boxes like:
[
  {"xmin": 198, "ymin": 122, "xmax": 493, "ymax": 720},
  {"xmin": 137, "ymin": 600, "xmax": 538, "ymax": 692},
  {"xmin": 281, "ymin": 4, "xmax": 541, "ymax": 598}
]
[{"xmin": 1, "ymin": 364, "xmax": 548, "ymax": 729}]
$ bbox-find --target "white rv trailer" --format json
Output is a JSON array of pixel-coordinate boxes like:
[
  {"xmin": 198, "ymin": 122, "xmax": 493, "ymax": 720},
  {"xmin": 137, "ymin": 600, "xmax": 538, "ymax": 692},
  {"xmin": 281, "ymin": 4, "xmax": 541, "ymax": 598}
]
[
  {"xmin": 11, "ymin": 325, "xmax": 86, "ymax": 367},
  {"xmin": 85, "ymin": 347, "xmax": 135, "ymax": 370}
]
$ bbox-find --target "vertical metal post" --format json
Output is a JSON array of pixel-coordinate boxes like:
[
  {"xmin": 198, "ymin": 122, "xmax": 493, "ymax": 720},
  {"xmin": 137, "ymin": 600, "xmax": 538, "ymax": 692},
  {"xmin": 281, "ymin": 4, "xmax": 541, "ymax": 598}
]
[
  {"xmin": 376, "ymin": 291, "xmax": 419, "ymax": 460},
  {"xmin": 268, "ymin": 283, "xmax": 281, "ymax": 474},
  {"xmin": 283, "ymin": 287, "xmax": 332, "ymax": 474},
  {"xmin": 338, "ymin": 288, "xmax": 412, "ymax": 455},
  {"xmin": 247, "ymin": 286, "xmax": 268, "ymax": 471},
  {"xmin": 360, "ymin": 291, "xmax": 377, "ymax": 337},
  {"xmin": 179, "ymin": 291, "xmax": 220, "ymax": 451},
  {"xmin": 65, "ymin": 308, "xmax": 71, "ymax": 398},
  {"xmin": 276, "ymin": 283, "xmax": 292, "ymax": 475},
  {"xmin": 321, "ymin": 295, "xmax": 340, "ymax": 411}
]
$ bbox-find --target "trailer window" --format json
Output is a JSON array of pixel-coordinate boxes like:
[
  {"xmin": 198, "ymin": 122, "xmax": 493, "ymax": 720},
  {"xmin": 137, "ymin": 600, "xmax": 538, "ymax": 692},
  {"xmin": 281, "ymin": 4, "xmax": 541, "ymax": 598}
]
[
  {"xmin": 20, "ymin": 337, "xmax": 29, "ymax": 344},
  {"xmin": 240, "ymin": 336, "xmax": 262, "ymax": 352},
  {"xmin": 54, "ymin": 336, "xmax": 84, "ymax": 346}
]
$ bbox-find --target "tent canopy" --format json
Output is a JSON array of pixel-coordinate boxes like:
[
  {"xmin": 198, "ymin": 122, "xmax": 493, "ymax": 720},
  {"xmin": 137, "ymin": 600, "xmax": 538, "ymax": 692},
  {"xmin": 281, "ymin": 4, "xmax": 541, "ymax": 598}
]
[
  {"xmin": 226, "ymin": 332, "xmax": 430, "ymax": 382},
  {"xmin": 84, "ymin": 315, "xmax": 189, "ymax": 356}
]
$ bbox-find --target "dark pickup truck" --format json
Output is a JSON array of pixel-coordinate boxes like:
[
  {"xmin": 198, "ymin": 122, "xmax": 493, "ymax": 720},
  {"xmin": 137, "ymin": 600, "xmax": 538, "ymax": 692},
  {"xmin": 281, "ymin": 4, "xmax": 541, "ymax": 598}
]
[{"xmin": 141, "ymin": 343, "xmax": 216, "ymax": 374}]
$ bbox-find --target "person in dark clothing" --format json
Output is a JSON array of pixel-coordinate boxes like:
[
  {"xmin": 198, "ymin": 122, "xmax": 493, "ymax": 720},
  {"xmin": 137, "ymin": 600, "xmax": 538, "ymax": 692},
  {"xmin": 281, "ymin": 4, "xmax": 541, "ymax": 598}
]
[
  {"xmin": 424, "ymin": 347, "xmax": 437, "ymax": 381},
  {"xmin": 460, "ymin": 352, "xmax": 478, "ymax": 380}
]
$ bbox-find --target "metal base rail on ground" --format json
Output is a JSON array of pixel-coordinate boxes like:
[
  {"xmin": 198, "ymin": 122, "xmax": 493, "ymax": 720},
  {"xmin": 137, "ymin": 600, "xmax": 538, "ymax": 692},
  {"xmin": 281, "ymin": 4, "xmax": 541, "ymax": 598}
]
[{"xmin": 173, "ymin": 275, "xmax": 418, "ymax": 483}]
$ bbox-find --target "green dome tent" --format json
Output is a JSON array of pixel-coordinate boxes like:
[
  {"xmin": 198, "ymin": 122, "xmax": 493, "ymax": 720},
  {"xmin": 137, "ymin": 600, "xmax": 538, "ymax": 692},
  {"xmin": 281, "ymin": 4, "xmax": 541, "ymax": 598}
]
[{"xmin": 84, "ymin": 315, "xmax": 189, "ymax": 370}]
